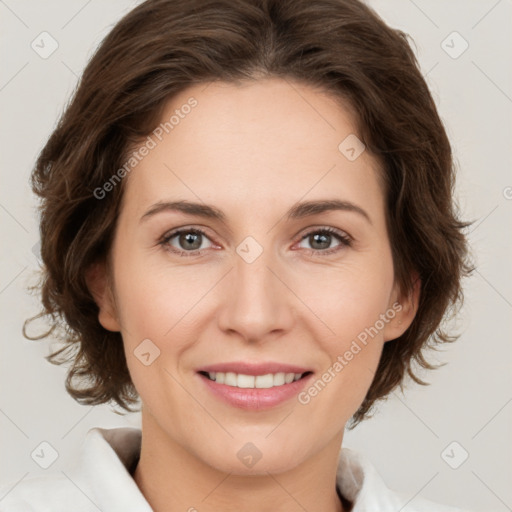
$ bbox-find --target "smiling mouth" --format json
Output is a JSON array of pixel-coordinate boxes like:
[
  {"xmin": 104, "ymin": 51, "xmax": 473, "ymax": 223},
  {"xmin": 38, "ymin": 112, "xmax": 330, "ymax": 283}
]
[{"xmin": 198, "ymin": 371, "xmax": 313, "ymax": 389}]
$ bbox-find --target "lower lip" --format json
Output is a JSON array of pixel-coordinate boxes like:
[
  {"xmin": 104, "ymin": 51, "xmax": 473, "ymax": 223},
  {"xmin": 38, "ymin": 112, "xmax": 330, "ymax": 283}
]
[{"xmin": 198, "ymin": 373, "xmax": 313, "ymax": 410}]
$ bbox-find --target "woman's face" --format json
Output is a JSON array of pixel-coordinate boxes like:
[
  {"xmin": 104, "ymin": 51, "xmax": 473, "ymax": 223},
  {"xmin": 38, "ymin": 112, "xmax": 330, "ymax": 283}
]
[{"xmin": 92, "ymin": 78, "xmax": 415, "ymax": 474}]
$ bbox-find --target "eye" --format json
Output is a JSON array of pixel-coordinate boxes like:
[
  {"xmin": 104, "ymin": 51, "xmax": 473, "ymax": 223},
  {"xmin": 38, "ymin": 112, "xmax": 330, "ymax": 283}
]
[
  {"xmin": 159, "ymin": 227, "xmax": 215, "ymax": 257},
  {"xmin": 295, "ymin": 227, "xmax": 352, "ymax": 255}
]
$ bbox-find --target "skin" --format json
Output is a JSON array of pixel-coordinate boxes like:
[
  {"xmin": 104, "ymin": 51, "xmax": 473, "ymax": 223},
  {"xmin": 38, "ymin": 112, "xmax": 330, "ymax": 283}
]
[{"xmin": 87, "ymin": 78, "xmax": 419, "ymax": 512}]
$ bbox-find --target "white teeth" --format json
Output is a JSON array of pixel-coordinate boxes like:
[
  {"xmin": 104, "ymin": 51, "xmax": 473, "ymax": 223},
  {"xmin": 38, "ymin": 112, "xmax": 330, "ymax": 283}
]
[
  {"xmin": 255, "ymin": 374, "xmax": 274, "ymax": 388},
  {"xmin": 237, "ymin": 374, "xmax": 255, "ymax": 388},
  {"xmin": 285, "ymin": 372, "xmax": 295, "ymax": 384},
  {"xmin": 273, "ymin": 372, "xmax": 285, "ymax": 386},
  {"xmin": 205, "ymin": 371, "xmax": 305, "ymax": 388},
  {"xmin": 225, "ymin": 372, "xmax": 237, "ymax": 386}
]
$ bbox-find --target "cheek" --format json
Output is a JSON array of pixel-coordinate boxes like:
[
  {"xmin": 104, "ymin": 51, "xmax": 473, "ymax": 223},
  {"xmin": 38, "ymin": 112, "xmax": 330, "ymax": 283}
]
[
  {"xmin": 292, "ymin": 256, "xmax": 394, "ymax": 406},
  {"xmin": 113, "ymin": 263, "xmax": 190, "ymax": 412},
  {"xmin": 111, "ymin": 251, "xmax": 209, "ymax": 392},
  {"xmin": 295, "ymin": 282, "xmax": 389, "ymax": 429},
  {"xmin": 112, "ymin": 243, "xmax": 191, "ymax": 335},
  {"xmin": 293, "ymin": 257, "xmax": 395, "ymax": 344}
]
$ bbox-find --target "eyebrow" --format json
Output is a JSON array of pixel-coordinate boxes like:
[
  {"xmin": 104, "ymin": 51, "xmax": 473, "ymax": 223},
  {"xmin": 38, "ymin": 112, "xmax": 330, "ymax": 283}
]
[{"xmin": 140, "ymin": 199, "xmax": 372, "ymax": 225}]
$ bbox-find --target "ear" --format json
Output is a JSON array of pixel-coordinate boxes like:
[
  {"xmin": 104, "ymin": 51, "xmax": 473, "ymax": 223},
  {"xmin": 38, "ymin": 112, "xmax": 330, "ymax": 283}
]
[
  {"xmin": 382, "ymin": 272, "xmax": 421, "ymax": 342},
  {"xmin": 85, "ymin": 262, "xmax": 121, "ymax": 332}
]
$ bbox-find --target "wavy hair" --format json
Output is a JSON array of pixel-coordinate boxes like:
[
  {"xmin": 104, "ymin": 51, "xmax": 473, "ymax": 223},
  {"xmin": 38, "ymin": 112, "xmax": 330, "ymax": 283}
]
[{"xmin": 24, "ymin": 0, "xmax": 473, "ymax": 425}]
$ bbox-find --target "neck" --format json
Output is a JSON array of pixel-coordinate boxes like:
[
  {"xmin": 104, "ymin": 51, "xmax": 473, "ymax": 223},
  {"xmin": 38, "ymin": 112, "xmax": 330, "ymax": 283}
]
[{"xmin": 133, "ymin": 411, "xmax": 348, "ymax": 512}]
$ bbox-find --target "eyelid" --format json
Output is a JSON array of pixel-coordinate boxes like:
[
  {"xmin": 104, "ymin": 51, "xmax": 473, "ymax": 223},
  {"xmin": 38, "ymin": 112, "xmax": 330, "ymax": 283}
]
[{"xmin": 160, "ymin": 224, "xmax": 216, "ymax": 242}]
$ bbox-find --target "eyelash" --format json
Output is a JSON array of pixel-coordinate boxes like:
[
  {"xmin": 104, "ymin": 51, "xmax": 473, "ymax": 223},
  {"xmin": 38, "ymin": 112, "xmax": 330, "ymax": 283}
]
[{"xmin": 158, "ymin": 226, "xmax": 353, "ymax": 258}]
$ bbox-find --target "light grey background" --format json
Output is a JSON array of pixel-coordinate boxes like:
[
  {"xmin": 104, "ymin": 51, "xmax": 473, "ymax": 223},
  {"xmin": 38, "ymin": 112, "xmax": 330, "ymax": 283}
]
[{"xmin": 1, "ymin": 1, "xmax": 511, "ymax": 511}]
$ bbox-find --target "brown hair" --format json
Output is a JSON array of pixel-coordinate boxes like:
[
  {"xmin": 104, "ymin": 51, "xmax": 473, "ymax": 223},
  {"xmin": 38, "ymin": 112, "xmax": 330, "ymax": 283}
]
[{"xmin": 25, "ymin": 0, "xmax": 473, "ymax": 425}]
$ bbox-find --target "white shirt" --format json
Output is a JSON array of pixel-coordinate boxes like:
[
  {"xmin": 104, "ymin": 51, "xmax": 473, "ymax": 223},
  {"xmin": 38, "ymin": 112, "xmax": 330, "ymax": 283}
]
[{"xmin": 0, "ymin": 427, "xmax": 470, "ymax": 511}]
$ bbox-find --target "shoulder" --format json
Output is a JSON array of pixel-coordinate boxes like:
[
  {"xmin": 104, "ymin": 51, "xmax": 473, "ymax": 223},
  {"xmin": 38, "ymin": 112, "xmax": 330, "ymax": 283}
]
[
  {"xmin": 0, "ymin": 427, "xmax": 146, "ymax": 512},
  {"xmin": 337, "ymin": 448, "xmax": 472, "ymax": 512},
  {"xmin": 0, "ymin": 473, "xmax": 84, "ymax": 512}
]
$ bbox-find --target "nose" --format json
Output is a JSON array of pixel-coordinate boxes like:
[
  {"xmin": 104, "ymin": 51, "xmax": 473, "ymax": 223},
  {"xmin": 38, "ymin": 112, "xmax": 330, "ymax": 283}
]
[{"xmin": 216, "ymin": 244, "xmax": 296, "ymax": 343}]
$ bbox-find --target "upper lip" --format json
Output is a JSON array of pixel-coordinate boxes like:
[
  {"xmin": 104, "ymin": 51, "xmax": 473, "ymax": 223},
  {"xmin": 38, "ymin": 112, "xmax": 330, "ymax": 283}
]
[{"xmin": 197, "ymin": 362, "xmax": 312, "ymax": 376}]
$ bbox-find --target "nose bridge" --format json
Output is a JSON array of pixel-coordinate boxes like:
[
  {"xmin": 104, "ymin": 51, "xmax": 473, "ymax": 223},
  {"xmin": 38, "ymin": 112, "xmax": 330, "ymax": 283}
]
[{"xmin": 216, "ymin": 239, "xmax": 294, "ymax": 341}]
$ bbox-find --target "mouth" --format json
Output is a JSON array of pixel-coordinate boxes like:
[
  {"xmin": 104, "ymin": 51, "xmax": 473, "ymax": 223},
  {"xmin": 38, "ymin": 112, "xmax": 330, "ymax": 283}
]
[{"xmin": 195, "ymin": 363, "xmax": 314, "ymax": 410}]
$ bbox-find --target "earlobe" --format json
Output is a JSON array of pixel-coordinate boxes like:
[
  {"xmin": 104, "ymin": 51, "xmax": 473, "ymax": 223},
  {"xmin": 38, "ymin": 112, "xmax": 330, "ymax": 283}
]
[
  {"xmin": 84, "ymin": 262, "xmax": 121, "ymax": 332},
  {"xmin": 383, "ymin": 273, "xmax": 421, "ymax": 342}
]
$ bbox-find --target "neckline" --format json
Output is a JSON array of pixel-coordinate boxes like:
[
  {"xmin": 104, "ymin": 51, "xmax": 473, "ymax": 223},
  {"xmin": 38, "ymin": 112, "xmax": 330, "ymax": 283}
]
[{"xmin": 129, "ymin": 453, "xmax": 140, "ymax": 477}]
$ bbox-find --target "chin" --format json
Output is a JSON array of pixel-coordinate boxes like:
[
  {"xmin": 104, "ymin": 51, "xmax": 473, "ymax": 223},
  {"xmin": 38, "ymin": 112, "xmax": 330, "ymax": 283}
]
[{"xmin": 196, "ymin": 437, "xmax": 310, "ymax": 476}]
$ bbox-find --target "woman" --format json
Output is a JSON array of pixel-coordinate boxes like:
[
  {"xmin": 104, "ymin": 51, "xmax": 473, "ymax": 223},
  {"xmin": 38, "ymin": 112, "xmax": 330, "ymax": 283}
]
[{"xmin": 1, "ymin": 0, "xmax": 473, "ymax": 510}]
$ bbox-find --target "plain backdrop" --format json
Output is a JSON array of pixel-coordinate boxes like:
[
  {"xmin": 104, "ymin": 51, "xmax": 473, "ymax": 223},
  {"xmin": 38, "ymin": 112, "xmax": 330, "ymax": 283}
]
[{"xmin": 0, "ymin": 1, "xmax": 511, "ymax": 511}]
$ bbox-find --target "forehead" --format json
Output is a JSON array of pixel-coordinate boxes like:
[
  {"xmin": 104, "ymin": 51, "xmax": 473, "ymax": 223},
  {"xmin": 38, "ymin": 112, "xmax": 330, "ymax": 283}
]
[{"xmin": 120, "ymin": 78, "xmax": 384, "ymax": 222}]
